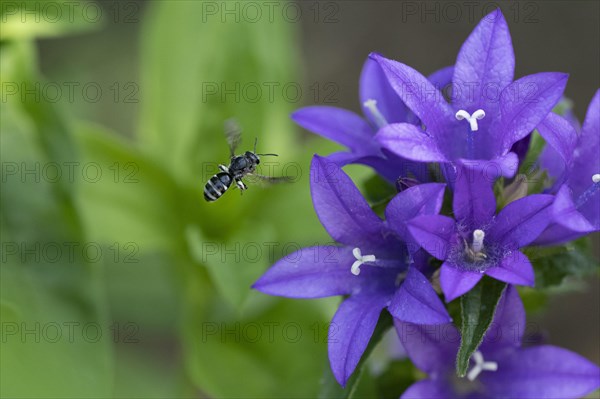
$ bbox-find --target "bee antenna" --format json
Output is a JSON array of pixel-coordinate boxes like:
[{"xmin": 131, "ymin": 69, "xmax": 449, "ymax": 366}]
[
  {"xmin": 257, "ymin": 153, "xmax": 278, "ymax": 157},
  {"xmin": 254, "ymin": 137, "xmax": 258, "ymax": 153}
]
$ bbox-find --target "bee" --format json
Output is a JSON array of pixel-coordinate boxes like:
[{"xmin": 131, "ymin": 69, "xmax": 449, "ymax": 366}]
[{"xmin": 203, "ymin": 119, "xmax": 290, "ymax": 202}]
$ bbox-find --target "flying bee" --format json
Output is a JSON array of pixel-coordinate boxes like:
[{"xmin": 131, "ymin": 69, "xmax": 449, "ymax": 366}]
[{"xmin": 203, "ymin": 119, "xmax": 291, "ymax": 202}]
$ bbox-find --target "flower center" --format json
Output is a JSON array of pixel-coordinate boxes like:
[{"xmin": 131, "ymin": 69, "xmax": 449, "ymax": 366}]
[
  {"xmin": 467, "ymin": 351, "xmax": 498, "ymax": 381},
  {"xmin": 575, "ymin": 173, "xmax": 600, "ymax": 209},
  {"xmin": 363, "ymin": 99, "xmax": 388, "ymax": 129},
  {"xmin": 351, "ymin": 247, "xmax": 377, "ymax": 275},
  {"xmin": 455, "ymin": 109, "xmax": 486, "ymax": 131},
  {"xmin": 465, "ymin": 229, "xmax": 487, "ymax": 263}
]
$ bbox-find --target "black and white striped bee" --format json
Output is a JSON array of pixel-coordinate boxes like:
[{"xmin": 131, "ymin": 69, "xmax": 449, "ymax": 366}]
[{"xmin": 203, "ymin": 119, "xmax": 290, "ymax": 202}]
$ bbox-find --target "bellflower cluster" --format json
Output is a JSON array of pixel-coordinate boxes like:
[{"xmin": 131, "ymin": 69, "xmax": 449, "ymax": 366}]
[
  {"xmin": 254, "ymin": 8, "xmax": 600, "ymax": 397},
  {"xmin": 396, "ymin": 287, "xmax": 600, "ymax": 399},
  {"xmin": 535, "ymin": 90, "xmax": 600, "ymax": 245},
  {"xmin": 254, "ymin": 156, "xmax": 451, "ymax": 385},
  {"xmin": 292, "ymin": 58, "xmax": 453, "ymax": 183},
  {"xmin": 407, "ymin": 168, "xmax": 553, "ymax": 301}
]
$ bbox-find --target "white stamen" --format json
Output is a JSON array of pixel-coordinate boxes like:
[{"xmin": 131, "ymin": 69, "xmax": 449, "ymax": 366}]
[
  {"xmin": 467, "ymin": 351, "xmax": 498, "ymax": 381},
  {"xmin": 363, "ymin": 99, "xmax": 388, "ymax": 128},
  {"xmin": 351, "ymin": 247, "xmax": 376, "ymax": 276},
  {"xmin": 472, "ymin": 229, "xmax": 485, "ymax": 253},
  {"xmin": 593, "ymin": 174, "xmax": 600, "ymax": 184},
  {"xmin": 455, "ymin": 109, "xmax": 486, "ymax": 131}
]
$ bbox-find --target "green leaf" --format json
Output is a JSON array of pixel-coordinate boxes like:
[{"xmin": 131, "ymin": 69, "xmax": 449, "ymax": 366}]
[
  {"xmin": 0, "ymin": 0, "xmax": 102, "ymax": 41},
  {"xmin": 362, "ymin": 174, "xmax": 396, "ymax": 204},
  {"xmin": 73, "ymin": 121, "xmax": 185, "ymax": 254},
  {"xmin": 186, "ymin": 223, "xmax": 275, "ymax": 311},
  {"xmin": 518, "ymin": 287, "xmax": 549, "ymax": 314},
  {"xmin": 374, "ymin": 358, "xmax": 420, "ymax": 399},
  {"xmin": 318, "ymin": 312, "xmax": 393, "ymax": 399},
  {"xmin": 456, "ymin": 277, "xmax": 507, "ymax": 377},
  {"xmin": 1, "ymin": 40, "xmax": 113, "ymax": 398},
  {"xmin": 362, "ymin": 174, "xmax": 396, "ymax": 216},
  {"xmin": 526, "ymin": 238, "xmax": 599, "ymax": 289},
  {"xmin": 518, "ymin": 131, "xmax": 544, "ymax": 174},
  {"xmin": 182, "ymin": 288, "xmax": 331, "ymax": 398},
  {"xmin": 138, "ymin": 1, "xmax": 299, "ymax": 185}
]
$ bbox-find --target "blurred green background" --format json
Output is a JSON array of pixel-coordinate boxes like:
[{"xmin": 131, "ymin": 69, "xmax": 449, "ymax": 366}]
[{"xmin": 1, "ymin": 1, "xmax": 598, "ymax": 398}]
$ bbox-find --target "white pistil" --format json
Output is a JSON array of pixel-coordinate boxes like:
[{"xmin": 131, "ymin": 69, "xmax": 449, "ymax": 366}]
[
  {"xmin": 351, "ymin": 247, "xmax": 376, "ymax": 276},
  {"xmin": 363, "ymin": 99, "xmax": 388, "ymax": 128},
  {"xmin": 593, "ymin": 174, "xmax": 600, "ymax": 184},
  {"xmin": 472, "ymin": 229, "xmax": 485, "ymax": 253},
  {"xmin": 455, "ymin": 109, "xmax": 486, "ymax": 131},
  {"xmin": 467, "ymin": 351, "xmax": 498, "ymax": 381}
]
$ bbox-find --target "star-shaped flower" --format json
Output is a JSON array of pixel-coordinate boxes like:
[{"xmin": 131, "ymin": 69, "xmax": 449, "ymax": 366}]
[
  {"xmin": 372, "ymin": 9, "xmax": 568, "ymax": 181},
  {"xmin": 535, "ymin": 89, "xmax": 600, "ymax": 245},
  {"xmin": 253, "ymin": 156, "xmax": 451, "ymax": 386},
  {"xmin": 406, "ymin": 169, "xmax": 553, "ymax": 301},
  {"xmin": 292, "ymin": 57, "xmax": 453, "ymax": 183},
  {"xmin": 395, "ymin": 286, "xmax": 600, "ymax": 399}
]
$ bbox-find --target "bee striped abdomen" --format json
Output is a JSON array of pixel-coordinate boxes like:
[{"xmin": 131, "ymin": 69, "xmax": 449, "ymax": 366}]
[{"xmin": 204, "ymin": 172, "xmax": 232, "ymax": 202}]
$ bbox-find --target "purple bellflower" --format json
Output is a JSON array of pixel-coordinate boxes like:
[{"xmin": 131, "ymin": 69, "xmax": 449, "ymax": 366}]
[
  {"xmin": 395, "ymin": 286, "xmax": 600, "ymax": 399},
  {"xmin": 253, "ymin": 156, "xmax": 452, "ymax": 386},
  {"xmin": 292, "ymin": 58, "xmax": 454, "ymax": 183},
  {"xmin": 372, "ymin": 10, "xmax": 569, "ymax": 181},
  {"xmin": 406, "ymin": 170, "xmax": 553, "ymax": 301},
  {"xmin": 535, "ymin": 89, "xmax": 600, "ymax": 245}
]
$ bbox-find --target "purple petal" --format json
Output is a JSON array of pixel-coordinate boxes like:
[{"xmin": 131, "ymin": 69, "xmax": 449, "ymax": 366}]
[
  {"xmin": 401, "ymin": 379, "xmax": 453, "ymax": 399},
  {"xmin": 376, "ymin": 123, "xmax": 448, "ymax": 163},
  {"xmin": 552, "ymin": 185, "xmax": 595, "ymax": 232},
  {"xmin": 310, "ymin": 156, "xmax": 383, "ymax": 247},
  {"xmin": 534, "ymin": 185, "xmax": 595, "ymax": 246},
  {"xmin": 385, "ymin": 183, "xmax": 446, "ymax": 242},
  {"xmin": 252, "ymin": 246, "xmax": 360, "ymax": 298},
  {"xmin": 487, "ymin": 194, "xmax": 554, "ymax": 249},
  {"xmin": 328, "ymin": 293, "xmax": 389, "ymax": 386},
  {"xmin": 496, "ymin": 72, "xmax": 568, "ymax": 154},
  {"xmin": 452, "ymin": 9, "xmax": 514, "ymax": 113},
  {"xmin": 482, "ymin": 346, "xmax": 600, "ymax": 399},
  {"xmin": 567, "ymin": 90, "xmax": 600, "ymax": 227},
  {"xmin": 369, "ymin": 53, "xmax": 454, "ymax": 135},
  {"xmin": 482, "ymin": 285, "xmax": 526, "ymax": 350},
  {"xmin": 389, "ymin": 266, "xmax": 452, "ymax": 325},
  {"xmin": 533, "ymin": 222, "xmax": 589, "ymax": 247},
  {"xmin": 456, "ymin": 152, "xmax": 520, "ymax": 180},
  {"xmin": 452, "ymin": 164, "xmax": 496, "ymax": 229},
  {"xmin": 539, "ymin": 144, "xmax": 567, "ymax": 190},
  {"xmin": 359, "ymin": 57, "xmax": 410, "ymax": 126},
  {"xmin": 485, "ymin": 251, "xmax": 535, "ymax": 287},
  {"xmin": 428, "ymin": 66, "xmax": 454, "ymax": 90},
  {"xmin": 407, "ymin": 215, "xmax": 456, "ymax": 260},
  {"xmin": 395, "ymin": 320, "xmax": 460, "ymax": 374},
  {"xmin": 325, "ymin": 151, "xmax": 362, "ymax": 166},
  {"xmin": 359, "ymin": 152, "xmax": 429, "ymax": 183},
  {"xmin": 538, "ymin": 106, "xmax": 582, "ymax": 187},
  {"xmin": 327, "ymin": 151, "xmax": 423, "ymax": 184},
  {"xmin": 511, "ymin": 134, "xmax": 532, "ymax": 167},
  {"xmin": 292, "ymin": 106, "xmax": 378, "ymax": 153},
  {"xmin": 537, "ymin": 113, "xmax": 578, "ymax": 186},
  {"xmin": 440, "ymin": 262, "xmax": 484, "ymax": 302},
  {"xmin": 572, "ymin": 90, "xmax": 600, "ymax": 185},
  {"xmin": 538, "ymin": 113, "xmax": 578, "ymax": 169}
]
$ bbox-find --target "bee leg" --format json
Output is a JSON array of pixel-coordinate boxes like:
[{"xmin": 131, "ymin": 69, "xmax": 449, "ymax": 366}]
[
  {"xmin": 236, "ymin": 179, "xmax": 247, "ymax": 194},
  {"xmin": 218, "ymin": 164, "xmax": 230, "ymax": 173}
]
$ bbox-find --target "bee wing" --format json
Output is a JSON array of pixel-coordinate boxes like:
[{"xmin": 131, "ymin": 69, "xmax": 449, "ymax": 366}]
[
  {"xmin": 224, "ymin": 118, "xmax": 242, "ymax": 157},
  {"xmin": 245, "ymin": 173, "xmax": 294, "ymax": 187}
]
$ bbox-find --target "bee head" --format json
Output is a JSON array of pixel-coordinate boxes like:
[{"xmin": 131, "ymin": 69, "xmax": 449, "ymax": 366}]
[{"xmin": 245, "ymin": 151, "xmax": 260, "ymax": 165}]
